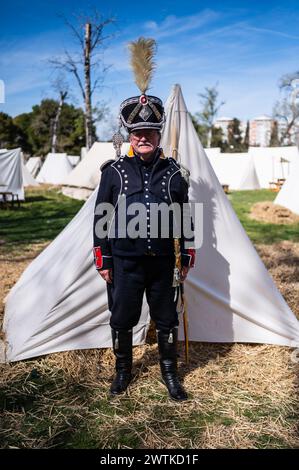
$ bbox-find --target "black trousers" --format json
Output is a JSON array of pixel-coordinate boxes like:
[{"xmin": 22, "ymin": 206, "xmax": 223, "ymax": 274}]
[{"xmin": 107, "ymin": 255, "xmax": 179, "ymax": 331}]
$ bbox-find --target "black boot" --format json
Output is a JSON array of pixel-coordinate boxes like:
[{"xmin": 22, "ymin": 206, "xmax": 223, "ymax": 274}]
[
  {"xmin": 110, "ymin": 328, "xmax": 132, "ymax": 396},
  {"xmin": 157, "ymin": 328, "xmax": 188, "ymax": 402}
]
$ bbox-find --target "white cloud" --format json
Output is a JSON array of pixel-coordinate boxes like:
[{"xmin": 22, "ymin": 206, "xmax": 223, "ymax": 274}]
[
  {"xmin": 243, "ymin": 25, "xmax": 299, "ymax": 41},
  {"xmin": 143, "ymin": 9, "xmax": 220, "ymax": 39},
  {"xmin": 144, "ymin": 20, "xmax": 158, "ymax": 30}
]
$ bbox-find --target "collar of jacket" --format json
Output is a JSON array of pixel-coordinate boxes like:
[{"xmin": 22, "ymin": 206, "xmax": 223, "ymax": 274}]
[
  {"xmin": 124, "ymin": 149, "xmax": 169, "ymax": 181},
  {"xmin": 135, "ymin": 148, "xmax": 161, "ymax": 169}
]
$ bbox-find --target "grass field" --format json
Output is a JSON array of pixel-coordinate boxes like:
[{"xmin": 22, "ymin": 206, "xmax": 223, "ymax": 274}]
[
  {"xmin": 0, "ymin": 187, "xmax": 84, "ymax": 247},
  {"xmin": 229, "ymin": 190, "xmax": 299, "ymax": 244},
  {"xmin": 0, "ymin": 187, "xmax": 298, "ymax": 449}
]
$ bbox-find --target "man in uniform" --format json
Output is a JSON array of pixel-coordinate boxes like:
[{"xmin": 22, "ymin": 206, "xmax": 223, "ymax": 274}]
[{"xmin": 93, "ymin": 38, "xmax": 195, "ymax": 402}]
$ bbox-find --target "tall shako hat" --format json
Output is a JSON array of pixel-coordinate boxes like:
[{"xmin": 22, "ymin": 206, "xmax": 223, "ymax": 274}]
[{"xmin": 119, "ymin": 37, "xmax": 165, "ymax": 133}]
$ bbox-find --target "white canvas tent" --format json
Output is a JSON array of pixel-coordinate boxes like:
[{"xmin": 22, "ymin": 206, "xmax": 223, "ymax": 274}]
[
  {"xmin": 26, "ymin": 157, "xmax": 42, "ymax": 178},
  {"xmin": 61, "ymin": 142, "xmax": 130, "ymax": 200},
  {"xmin": 248, "ymin": 146, "xmax": 298, "ymax": 188},
  {"xmin": 36, "ymin": 153, "xmax": 73, "ymax": 184},
  {"xmin": 207, "ymin": 152, "xmax": 251, "ymax": 189},
  {"xmin": 204, "ymin": 146, "xmax": 298, "ymax": 190},
  {"xmin": 0, "ymin": 148, "xmax": 25, "ymax": 200},
  {"xmin": 22, "ymin": 162, "xmax": 39, "ymax": 187},
  {"xmin": 1, "ymin": 85, "xmax": 299, "ymax": 363},
  {"xmin": 274, "ymin": 159, "xmax": 299, "ymax": 215},
  {"xmin": 81, "ymin": 147, "xmax": 87, "ymax": 160},
  {"xmin": 160, "ymin": 85, "xmax": 299, "ymax": 346},
  {"xmin": 238, "ymin": 155, "xmax": 261, "ymax": 190},
  {"xmin": 67, "ymin": 155, "xmax": 80, "ymax": 168}
]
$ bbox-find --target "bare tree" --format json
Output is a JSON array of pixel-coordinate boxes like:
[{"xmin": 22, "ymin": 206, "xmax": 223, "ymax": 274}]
[
  {"xmin": 273, "ymin": 99, "xmax": 299, "ymax": 145},
  {"xmin": 51, "ymin": 75, "xmax": 69, "ymax": 153},
  {"xmin": 50, "ymin": 10, "xmax": 115, "ymax": 150},
  {"xmin": 273, "ymin": 72, "xmax": 299, "ymax": 145}
]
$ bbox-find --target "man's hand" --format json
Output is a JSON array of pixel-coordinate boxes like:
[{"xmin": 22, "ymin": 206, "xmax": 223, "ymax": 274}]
[
  {"xmin": 98, "ymin": 269, "xmax": 113, "ymax": 283},
  {"xmin": 180, "ymin": 266, "xmax": 190, "ymax": 282}
]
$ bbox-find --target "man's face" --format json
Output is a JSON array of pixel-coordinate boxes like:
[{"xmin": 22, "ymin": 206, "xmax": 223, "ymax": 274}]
[{"xmin": 129, "ymin": 129, "xmax": 160, "ymax": 158}]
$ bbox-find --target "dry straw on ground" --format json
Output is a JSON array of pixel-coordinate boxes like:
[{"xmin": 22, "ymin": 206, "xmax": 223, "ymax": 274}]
[
  {"xmin": 250, "ymin": 202, "xmax": 299, "ymax": 225},
  {"xmin": 0, "ymin": 241, "xmax": 299, "ymax": 449}
]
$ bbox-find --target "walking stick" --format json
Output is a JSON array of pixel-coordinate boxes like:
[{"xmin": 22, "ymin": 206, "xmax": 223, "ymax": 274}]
[
  {"xmin": 180, "ymin": 282, "xmax": 189, "ymax": 364},
  {"xmin": 171, "ymin": 120, "xmax": 189, "ymax": 364}
]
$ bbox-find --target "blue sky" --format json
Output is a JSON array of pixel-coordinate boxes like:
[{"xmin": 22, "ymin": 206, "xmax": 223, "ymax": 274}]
[{"xmin": 1, "ymin": 0, "xmax": 299, "ymax": 138}]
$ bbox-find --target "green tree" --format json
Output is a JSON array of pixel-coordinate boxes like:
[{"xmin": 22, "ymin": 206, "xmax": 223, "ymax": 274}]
[
  {"xmin": 29, "ymin": 99, "xmax": 60, "ymax": 156},
  {"xmin": 13, "ymin": 113, "xmax": 34, "ymax": 154},
  {"xmin": 211, "ymin": 126, "xmax": 224, "ymax": 148},
  {"xmin": 194, "ymin": 85, "xmax": 225, "ymax": 147},
  {"xmin": 13, "ymin": 100, "xmax": 87, "ymax": 156},
  {"xmin": 244, "ymin": 120, "xmax": 250, "ymax": 149},
  {"xmin": 224, "ymin": 118, "xmax": 246, "ymax": 152},
  {"xmin": 0, "ymin": 112, "xmax": 24, "ymax": 149},
  {"xmin": 190, "ymin": 113, "xmax": 208, "ymax": 147},
  {"xmin": 56, "ymin": 104, "xmax": 86, "ymax": 155}
]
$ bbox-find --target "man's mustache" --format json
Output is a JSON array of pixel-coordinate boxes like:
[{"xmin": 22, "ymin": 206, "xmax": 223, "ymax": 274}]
[{"xmin": 138, "ymin": 142, "xmax": 153, "ymax": 146}]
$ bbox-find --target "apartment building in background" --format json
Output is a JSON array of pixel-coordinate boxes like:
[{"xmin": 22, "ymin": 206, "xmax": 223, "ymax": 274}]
[
  {"xmin": 249, "ymin": 115, "xmax": 274, "ymax": 147},
  {"xmin": 214, "ymin": 117, "xmax": 247, "ymax": 143}
]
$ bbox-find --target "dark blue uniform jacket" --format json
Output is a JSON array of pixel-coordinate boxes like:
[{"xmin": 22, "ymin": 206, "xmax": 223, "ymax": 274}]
[{"xmin": 93, "ymin": 148, "xmax": 195, "ymax": 270}]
